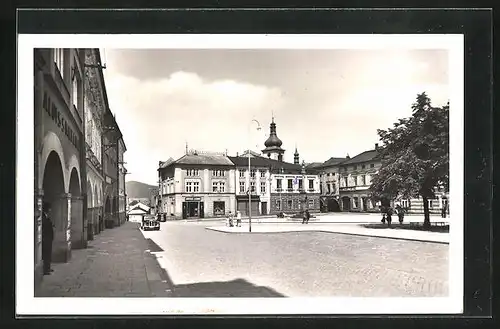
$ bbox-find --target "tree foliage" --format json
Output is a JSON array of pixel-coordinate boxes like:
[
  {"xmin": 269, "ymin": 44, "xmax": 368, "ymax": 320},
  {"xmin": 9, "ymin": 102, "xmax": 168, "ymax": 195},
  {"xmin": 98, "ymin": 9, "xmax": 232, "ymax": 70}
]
[{"xmin": 370, "ymin": 92, "xmax": 449, "ymax": 227}]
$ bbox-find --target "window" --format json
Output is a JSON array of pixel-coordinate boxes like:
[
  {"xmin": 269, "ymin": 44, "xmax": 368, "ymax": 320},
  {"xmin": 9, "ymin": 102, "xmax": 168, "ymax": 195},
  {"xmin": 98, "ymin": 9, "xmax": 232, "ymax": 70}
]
[
  {"xmin": 327, "ymin": 184, "xmax": 331, "ymax": 193},
  {"xmin": 401, "ymin": 199, "xmax": 410, "ymax": 209},
  {"xmin": 276, "ymin": 200, "xmax": 281, "ymax": 210},
  {"xmin": 54, "ymin": 49, "xmax": 64, "ymax": 79},
  {"xmin": 276, "ymin": 179, "xmax": 282, "ymax": 189},
  {"xmin": 219, "ymin": 182, "xmax": 225, "ymax": 193},
  {"xmin": 288, "ymin": 200, "xmax": 293, "ymax": 209},
  {"xmin": 308, "ymin": 199, "xmax": 314, "ymax": 207},
  {"xmin": 309, "ymin": 179, "xmax": 314, "ymax": 189},
  {"xmin": 185, "ymin": 181, "xmax": 193, "ymax": 193},
  {"xmin": 239, "ymin": 182, "xmax": 245, "ymax": 193},
  {"xmin": 214, "ymin": 202, "xmax": 225, "ymax": 216},
  {"xmin": 361, "ymin": 175, "xmax": 366, "ymax": 186},
  {"xmin": 212, "ymin": 182, "xmax": 218, "ymax": 192},
  {"xmin": 212, "ymin": 170, "xmax": 226, "ymax": 177},
  {"xmin": 193, "ymin": 182, "xmax": 200, "ymax": 192},
  {"xmin": 250, "ymin": 169, "xmax": 256, "ymax": 178},
  {"xmin": 260, "ymin": 182, "xmax": 266, "ymax": 193},
  {"xmin": 72, "ymin": 69, "xmax": 80, "ymax": 110},
  {"xmin": 239, "ymin": 170, "xmax": 245, "ymax": 178},
  {"xmin": 362, "ymin": 164, "xmax": 366, "ymax": 169},
  {"xmin": 288, "ymin": 179, "xmax": 293, "ymax": 189},
  {"xmin": 428, "ymin": 200, "xmax": 433, "ymax": 208},
  {"xmin": 250, "ymin": 182, "xmax": 256, "ymax": 192},
  {"xmin": 344, "ymin": 177, "xmax": 348, "ymax": 187},
  {"xmin": 186, "ymin": 169, "xmax": 199, "ymax": 177},
  {"xmin": 298, "ymin": 179, "xmax": 303, "ymax": 189},
  {"xmin": 260, "ymin": 171, "xmax": 266, "ymax": 178},
  {"xmin": 352, "ymin": 176, "xmax": 357, "ymax": 186},
  {"xmin": 353, "ymin": 197, "xmax": 359, "ymax": 208},
  {"xmin": 370, "ymin": 163, "xmax": 375, "ymax": 168}
]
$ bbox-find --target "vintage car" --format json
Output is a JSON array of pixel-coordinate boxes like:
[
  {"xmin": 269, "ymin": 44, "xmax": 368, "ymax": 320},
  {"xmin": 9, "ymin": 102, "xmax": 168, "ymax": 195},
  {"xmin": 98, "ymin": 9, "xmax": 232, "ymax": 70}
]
[{"xmin": 141, "ymin": 217, "xmax": 160, "ymax": 231}]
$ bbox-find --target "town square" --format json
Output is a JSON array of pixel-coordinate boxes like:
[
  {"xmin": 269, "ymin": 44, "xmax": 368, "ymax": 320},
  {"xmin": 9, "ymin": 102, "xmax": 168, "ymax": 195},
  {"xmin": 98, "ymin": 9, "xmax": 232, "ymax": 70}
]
[{"xmin": 20, "ymin": 34, "xmax": 462, "ymax": 315}]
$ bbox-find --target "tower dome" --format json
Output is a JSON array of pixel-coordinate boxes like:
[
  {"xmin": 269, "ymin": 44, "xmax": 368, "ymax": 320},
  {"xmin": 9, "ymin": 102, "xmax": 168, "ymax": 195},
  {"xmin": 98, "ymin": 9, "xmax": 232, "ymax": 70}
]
[
  {"xmin": 264, "ymin": 118, "xmax": 283, "ymax": 148},
  {"xmin": 261, "ymin": 117, "xmax": 285, "ymax": 161}
]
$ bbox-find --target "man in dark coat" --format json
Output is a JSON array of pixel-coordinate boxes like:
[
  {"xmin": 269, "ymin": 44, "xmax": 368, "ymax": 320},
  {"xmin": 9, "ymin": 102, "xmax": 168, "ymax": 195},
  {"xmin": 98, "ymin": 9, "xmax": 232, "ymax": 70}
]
[
  {"xmin": 305, "ymin": 209, "xmax": 311, "ymax": 224},
  {"xmin": 42, "ymin": 202, "xmax": 55, "ymax": 275}
]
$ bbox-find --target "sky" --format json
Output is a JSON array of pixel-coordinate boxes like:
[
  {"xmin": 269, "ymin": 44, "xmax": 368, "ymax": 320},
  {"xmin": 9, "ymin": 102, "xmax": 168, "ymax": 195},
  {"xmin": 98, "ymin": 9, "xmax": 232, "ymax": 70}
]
[{"xmin": 101, "ymin": 48, "xmax": 450, "ymax": 185}]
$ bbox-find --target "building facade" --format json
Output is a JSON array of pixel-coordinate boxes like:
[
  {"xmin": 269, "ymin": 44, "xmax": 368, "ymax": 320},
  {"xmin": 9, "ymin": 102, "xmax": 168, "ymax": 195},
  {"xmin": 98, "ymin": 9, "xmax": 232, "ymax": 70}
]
[
  {"xmin": 34, "ymin": 48, "xmax": 86, "ymax": 289},
  {"xmin": 158, "ymin": 151, "xmax": 237, "ymax": 219},
  {"xmin": 83, "ymin": 48, "xmax": 105, "ymax": 240},
  {"xmin": 117, "ymin": 137, "xmax": 127, "ymax": 224}
]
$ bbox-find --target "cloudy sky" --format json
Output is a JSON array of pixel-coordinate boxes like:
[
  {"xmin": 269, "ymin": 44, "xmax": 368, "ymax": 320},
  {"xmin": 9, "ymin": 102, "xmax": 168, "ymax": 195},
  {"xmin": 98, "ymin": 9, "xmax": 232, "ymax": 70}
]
[{"xmin": 102, "ymin": 48, "xmax": 449, "ymax": 185}]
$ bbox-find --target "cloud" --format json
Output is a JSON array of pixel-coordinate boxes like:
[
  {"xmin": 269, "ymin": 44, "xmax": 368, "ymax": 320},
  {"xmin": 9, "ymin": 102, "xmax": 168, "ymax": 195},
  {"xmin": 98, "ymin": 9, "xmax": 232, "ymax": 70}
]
[{"xmin": 104, "ymin": 70, "xmax": 285, "ymax": 184}]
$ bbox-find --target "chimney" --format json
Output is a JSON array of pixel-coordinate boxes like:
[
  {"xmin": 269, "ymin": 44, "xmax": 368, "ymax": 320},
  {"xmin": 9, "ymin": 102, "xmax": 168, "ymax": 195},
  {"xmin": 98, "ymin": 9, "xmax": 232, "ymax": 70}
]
[
  {"xmin": 375, "ymin": 143, "xmax": 379, "ymax": 150},
  {"xmin": 236, "ymin": 152, "xmax": 239, "ymax": 157},
  {"xmin": 346, "ymin": 154, "xmax": 350, "ymax": 159}
]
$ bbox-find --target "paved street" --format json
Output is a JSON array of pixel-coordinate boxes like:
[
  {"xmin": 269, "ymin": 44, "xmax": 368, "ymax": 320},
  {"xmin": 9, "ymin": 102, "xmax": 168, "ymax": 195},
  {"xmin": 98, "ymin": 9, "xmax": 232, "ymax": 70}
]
[
  {"xmin": 36, "ymin": 222, "xmax": 172, "ymax": 297},
  {"xmin": 142, "ymin": 221, "xmax": 449, "ymax": 298}
]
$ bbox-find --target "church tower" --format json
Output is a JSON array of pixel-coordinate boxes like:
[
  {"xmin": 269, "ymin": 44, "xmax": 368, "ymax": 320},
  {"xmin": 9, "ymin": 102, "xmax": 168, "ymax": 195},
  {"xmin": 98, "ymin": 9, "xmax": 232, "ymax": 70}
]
[
  {"xmin": 294, "ymin": 146, "xmax": 300, "ymax": 165},
  {"xmin": 261, "ymin": 117, "xmax": 285, "ymax": 161}
]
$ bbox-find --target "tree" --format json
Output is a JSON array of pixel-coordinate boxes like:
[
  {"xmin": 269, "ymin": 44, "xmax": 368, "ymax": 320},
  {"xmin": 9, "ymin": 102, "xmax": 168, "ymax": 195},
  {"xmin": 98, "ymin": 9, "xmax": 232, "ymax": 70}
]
[{"xmin": 370, "ymin": 92, "xmax": 449, "ymax": 229}]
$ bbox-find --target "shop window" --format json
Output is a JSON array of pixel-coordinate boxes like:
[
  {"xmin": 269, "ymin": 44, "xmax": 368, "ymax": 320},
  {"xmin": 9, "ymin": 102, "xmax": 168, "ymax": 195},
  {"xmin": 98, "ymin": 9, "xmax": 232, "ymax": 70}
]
[
  {"xmin": 213, "ymin": 201, "xmax": 225, "ymax": 216},
  {"xmin": 276, "ymin": 200, "xmax": 281, "ymax": 210},
  {"xmin": 287, "ymin": 200, "xmax": 293, "ymax": 209}
]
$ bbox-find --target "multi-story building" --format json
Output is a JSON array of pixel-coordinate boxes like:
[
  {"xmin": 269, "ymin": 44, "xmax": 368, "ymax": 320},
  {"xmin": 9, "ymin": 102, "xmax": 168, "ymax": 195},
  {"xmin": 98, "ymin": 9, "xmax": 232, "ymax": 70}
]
[
  {"xmin": 83, "ymin": 48, "xmax": 105, "ymax": 240},
  {"xmin": 317, "ymin": 144, "xmax": 449, "ymax": 215},
  {"xmin": 338, "ymin": 146, "xmax": 382, "ymax": 212},
  {"xmin": 157, "ymin": 151, "xmax": 237, "ymax": 219},
  {"xmin": 117, "ymin": 137, "xmax": 127, "ymax": 224},
  {"xmin": 102, "ymin": 108, "xmax": 123, "ymax": 228},
  {"xmin": 34, "ymin": 48, "xmax": 86, "ymax": 290}
]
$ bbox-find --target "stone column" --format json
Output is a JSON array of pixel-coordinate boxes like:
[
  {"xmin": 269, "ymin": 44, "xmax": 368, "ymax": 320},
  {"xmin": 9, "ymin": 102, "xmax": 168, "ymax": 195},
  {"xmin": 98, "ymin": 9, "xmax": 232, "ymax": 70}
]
[
  {"xmin": 52, "ymin": 193, "xmax": 72, "ymax": 263},
  {"xmin": 87, "ymin": 207, "xmax": 94, "ymax": 241},
  {"xmin": 71, "ymin": 196, "xmax": 85, "ymax": 249}
]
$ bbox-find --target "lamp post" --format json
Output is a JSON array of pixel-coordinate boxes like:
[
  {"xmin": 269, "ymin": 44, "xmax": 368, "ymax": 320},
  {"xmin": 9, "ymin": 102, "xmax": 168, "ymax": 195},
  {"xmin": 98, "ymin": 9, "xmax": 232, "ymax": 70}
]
[
  {"xmin": 248, "ymin": 119, "xmax": 261, "ymax": 232},
  {"xmin": 301, "ymin": 161, "xmax": 307, "ymax": 213}
]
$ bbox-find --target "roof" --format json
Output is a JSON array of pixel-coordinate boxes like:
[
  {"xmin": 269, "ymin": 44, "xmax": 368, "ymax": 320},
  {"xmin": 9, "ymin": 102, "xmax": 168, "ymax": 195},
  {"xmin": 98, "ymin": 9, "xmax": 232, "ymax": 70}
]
[
  {"xmin": 305, "ymin": 162, "xmax": 323, "ymax": 169},
  {"xmin": 228, "ymin": 155, "xmax": 312, "ymax": 175},
  {"xmin": 162, "ymin": 153, "xmax": 235, "ymax": 168},
  {"xmin": 127, "ymin": 202, "xmax": 150, "ymax": 214},
  {"xmin": 340, "ymin": 149, "xmax": 380, "ymax": 165},
  {"xmin": 321, "ymin": 157, "xmax": 346, "ymax": 167},
  {"xmin": 158, "ymin": 157, "xmax": 175, "ymax": 169}
]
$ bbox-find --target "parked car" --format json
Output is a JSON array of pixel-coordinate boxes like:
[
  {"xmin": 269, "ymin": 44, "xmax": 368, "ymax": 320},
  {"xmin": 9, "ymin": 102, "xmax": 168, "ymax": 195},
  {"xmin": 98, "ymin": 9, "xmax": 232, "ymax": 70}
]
[{"xmin": 141, "ymin": 217, "xmax": 160, "ymax": 231}]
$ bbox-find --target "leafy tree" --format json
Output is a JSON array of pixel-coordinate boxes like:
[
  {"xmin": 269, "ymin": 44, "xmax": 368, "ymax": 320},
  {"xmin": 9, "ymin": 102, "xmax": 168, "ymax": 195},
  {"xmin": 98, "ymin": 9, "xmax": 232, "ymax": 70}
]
[{"xmin": 370, "ymin": 92, "xmax": 449, "ymax": 229}]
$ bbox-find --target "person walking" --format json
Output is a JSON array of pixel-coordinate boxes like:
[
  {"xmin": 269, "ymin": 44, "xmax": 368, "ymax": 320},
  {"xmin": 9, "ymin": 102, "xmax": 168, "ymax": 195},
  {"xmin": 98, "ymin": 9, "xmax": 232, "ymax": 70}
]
[
  {"xmin": 42, "ymin": 202, "xmax": 55, "ymax": 275},
  {"xmin": 441, "ymin": 201, "xmax": 448, "ymax": 218},
  {"xmin": 236, "ymin": 211, "xmax": 242, "ymax": 227},
  {"xmin": 305, "ymin": 209, "xmax": 311, "ymax": 224},
  {"xmin": 396, "ymin": 204, "xmax": 405, "ymax": 224},
  {"xmin": 386, "ymin": 206, "xmax": 393, "ymax": 227}
]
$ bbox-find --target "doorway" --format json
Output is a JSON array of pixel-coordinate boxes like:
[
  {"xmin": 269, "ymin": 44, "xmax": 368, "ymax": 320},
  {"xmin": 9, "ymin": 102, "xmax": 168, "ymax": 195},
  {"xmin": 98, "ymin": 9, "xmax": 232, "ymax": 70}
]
[
  {"xmin": 341, "ymin": 196, "xmax": 351, "ymax": 212},
  {"xmin": 182, "ymin": 201, "xmax": 204, "ymax": 219},
  {"xmin": 261, "ymin": 202, "xmax": 267, "ymax": 215}
]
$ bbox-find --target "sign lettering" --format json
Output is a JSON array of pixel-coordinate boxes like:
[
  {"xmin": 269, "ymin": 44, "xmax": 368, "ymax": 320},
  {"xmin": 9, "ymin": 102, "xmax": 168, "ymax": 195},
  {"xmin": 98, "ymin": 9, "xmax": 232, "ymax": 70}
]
[{"xmin": 43, "ymin": 91, "xmax": 80, "ymax": 149}]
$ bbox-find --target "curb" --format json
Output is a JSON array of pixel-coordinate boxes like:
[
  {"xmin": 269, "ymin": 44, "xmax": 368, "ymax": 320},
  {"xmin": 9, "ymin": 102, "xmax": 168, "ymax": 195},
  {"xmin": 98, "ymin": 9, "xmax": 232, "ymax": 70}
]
[{"xmin": 204, "ymin": 227, "xmax": 449, "ymax": 245}]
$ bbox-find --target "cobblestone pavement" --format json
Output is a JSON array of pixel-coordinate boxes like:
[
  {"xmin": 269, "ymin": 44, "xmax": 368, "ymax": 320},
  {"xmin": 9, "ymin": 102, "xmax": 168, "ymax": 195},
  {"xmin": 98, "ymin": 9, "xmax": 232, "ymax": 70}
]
[
  {"xmin": 36, "ymin": 222, "xmax": 173, "ymax": 297},
  {"xmin": 206, "ymin": 223, "xmax": 449, "ymax": 243},
  {"xmin": 142, "ymin": 221, "xmax": 449, "ymax": 298}
]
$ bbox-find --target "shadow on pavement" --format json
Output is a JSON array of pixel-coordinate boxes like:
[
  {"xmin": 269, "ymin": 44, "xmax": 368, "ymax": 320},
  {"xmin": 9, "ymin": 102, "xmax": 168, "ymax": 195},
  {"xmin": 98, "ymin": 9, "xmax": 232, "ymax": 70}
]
[
  {"xmin": 172, "ymin": 278, "xmax": 286, "ymax": 297},
  {"xmin": 146, "ymin": 238, "xmax": 164, "ymax": 252}
]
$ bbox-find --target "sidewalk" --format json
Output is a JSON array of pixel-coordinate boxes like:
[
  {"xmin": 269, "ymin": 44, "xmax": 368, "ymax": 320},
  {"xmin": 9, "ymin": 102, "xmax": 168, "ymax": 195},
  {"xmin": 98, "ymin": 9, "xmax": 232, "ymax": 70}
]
[
  {"xmin": 206, "ymin": 222, "xmax": 450, "ymax": 244},
  {"xmin": 36, "ymin": 222, "xmax": 173, "ymax": 297}
]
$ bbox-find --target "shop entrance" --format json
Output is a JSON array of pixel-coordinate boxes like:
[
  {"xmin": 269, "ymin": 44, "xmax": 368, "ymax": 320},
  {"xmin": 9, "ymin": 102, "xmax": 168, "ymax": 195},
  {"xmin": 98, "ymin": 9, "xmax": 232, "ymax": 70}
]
[
  {"xmin": 182, "ymin": 201, "xmax": 204, "ymax": 219},
  {"xmin": 341, "ymin": 196, "xmax": 351, "ymax": 212}
]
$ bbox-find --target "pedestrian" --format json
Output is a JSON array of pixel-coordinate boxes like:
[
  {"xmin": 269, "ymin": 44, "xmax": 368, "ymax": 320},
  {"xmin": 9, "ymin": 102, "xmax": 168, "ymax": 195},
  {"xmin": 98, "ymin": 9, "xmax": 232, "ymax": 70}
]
[
  {"xmin": 380, "ymin": 205, "xmax": 386, "ymax": 224},
  {"xmin": 236, "ymin": 211, "xmax": 242, "ymax": 227},
  {"xmin": 227, "ymin": 211, "xmax": 234, "ymax": 227},
  {"xmin": 396, "ymin": 204, "xmax": 405, "ymax": 224},
  {"xmin": 42, "ymin": 202, "xmax": 55, "ymax": 275},
  {"xmin": 386, "ymin": 207, "xmax": 393, "ymax": 227},
  {"xmin": 305, "ymin": 209, "xmax": 311, "ymax": 224}
]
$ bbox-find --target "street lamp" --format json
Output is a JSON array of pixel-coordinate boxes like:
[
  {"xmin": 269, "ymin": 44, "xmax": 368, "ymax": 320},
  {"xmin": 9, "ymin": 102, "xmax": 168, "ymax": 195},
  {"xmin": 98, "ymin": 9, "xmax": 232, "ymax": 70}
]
[
  {"xmin": 248, "ymin": 119, "xmax": 262, "ymax": 232},
  {"xmin": 301, "ymin": 161, "xmax": 307, "ymax": 213}
]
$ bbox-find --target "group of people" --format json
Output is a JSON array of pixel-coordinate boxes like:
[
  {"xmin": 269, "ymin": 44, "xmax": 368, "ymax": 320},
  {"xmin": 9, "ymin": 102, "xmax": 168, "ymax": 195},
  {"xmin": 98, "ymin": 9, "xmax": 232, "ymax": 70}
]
[
  {"xmin": 226, "ymin": 210, "xmax": 242, "ymax": 227},
  {"xmin": 381, "ymin": 204, "xmax": 406, "ymax": 226}
]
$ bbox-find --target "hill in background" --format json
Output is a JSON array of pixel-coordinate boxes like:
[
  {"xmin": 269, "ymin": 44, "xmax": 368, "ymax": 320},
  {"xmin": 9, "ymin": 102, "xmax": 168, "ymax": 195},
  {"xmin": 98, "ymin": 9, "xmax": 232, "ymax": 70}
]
[{"xmin": 125, "ymin": 181, "xmax": 157, "ymax": 199}]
